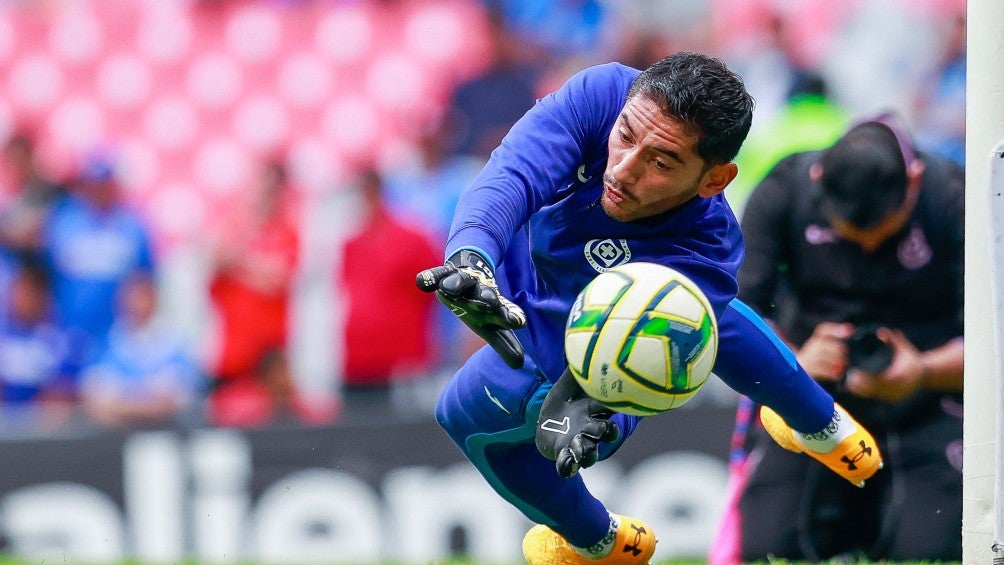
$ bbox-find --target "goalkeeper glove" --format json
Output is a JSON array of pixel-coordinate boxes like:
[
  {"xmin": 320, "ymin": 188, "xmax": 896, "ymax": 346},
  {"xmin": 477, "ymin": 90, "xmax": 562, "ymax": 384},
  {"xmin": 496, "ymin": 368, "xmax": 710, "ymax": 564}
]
[
  {"xmin": 535, "ymin": 368, "xmax": 620, "ymax": 478},
  {"xmin": 416, "ymin": 249, "xmax": 527, "ymax": 369}
]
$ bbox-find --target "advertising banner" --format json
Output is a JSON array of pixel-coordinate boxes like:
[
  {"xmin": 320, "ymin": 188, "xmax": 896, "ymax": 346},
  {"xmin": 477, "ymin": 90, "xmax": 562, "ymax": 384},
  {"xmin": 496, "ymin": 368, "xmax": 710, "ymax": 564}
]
[{"xmin": 0, "ymin": 393, "xmax": 737, "ymax": 563}]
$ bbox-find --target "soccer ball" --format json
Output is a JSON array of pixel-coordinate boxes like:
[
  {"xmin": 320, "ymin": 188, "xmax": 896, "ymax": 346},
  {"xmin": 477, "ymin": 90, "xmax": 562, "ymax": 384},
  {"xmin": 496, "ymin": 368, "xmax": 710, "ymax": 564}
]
[{"xmin": 564, "ymin": 262, "xmax": 719, "ymax": 416}]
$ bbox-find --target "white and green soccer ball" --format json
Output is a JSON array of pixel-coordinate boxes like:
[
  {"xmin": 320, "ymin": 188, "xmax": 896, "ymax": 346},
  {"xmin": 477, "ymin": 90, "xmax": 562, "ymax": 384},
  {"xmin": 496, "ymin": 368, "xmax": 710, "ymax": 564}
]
[{"xmin": 564, "ymin": 262, "xmax": 719, "ymax": 416}]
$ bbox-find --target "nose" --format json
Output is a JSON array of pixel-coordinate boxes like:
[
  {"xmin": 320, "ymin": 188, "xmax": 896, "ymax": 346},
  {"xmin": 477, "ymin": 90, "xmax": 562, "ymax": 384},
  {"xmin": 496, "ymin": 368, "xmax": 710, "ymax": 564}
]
[{"xmin": 609, "ymin": 148, "xmax": 641, "ymax": 185}]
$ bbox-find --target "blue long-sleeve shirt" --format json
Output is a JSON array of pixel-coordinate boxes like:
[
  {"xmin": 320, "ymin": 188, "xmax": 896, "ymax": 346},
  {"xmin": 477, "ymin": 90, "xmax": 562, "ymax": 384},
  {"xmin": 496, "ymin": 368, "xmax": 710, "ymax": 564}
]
[{"xmin": 446, "ymin": 62, "xmax": 743, "ymax": 382}]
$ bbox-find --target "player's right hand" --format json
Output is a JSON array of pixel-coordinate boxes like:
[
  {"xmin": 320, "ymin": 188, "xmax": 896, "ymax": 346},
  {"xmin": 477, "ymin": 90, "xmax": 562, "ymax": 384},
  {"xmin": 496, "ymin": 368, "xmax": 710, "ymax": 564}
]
[
  {"xmin": 416, "ymin": 249, "xmax": 527, "ymax": 369},
  {"xmin": 535, "ymin": 368, "xmax": 620, "ymax": 478}
]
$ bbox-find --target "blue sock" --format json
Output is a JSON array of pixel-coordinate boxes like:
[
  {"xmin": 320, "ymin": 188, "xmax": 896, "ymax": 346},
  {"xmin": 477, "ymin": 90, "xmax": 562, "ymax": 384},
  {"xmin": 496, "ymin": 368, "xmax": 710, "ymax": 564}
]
[{"xmin": 713, "ymin": 300, "xmax": 834, "ymax": 433}]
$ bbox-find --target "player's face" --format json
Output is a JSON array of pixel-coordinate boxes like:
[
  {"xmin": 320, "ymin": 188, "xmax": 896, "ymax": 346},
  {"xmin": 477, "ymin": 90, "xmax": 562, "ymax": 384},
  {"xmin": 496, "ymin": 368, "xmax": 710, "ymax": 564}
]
[{"xmin": 603, "ymin": 95, "xmax": 737, "ymax": 222}]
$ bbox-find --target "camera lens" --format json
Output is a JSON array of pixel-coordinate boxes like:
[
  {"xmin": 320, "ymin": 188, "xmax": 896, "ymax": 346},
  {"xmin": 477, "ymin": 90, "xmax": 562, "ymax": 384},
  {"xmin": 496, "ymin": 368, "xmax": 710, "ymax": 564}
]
[{"xmin": 846, "ymin": 324, "xmax": 893, "ymax": 373}]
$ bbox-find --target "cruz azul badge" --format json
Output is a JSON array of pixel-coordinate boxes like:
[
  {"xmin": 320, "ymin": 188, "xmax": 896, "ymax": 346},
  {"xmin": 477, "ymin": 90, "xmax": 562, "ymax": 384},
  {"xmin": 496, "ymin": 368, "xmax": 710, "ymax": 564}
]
[{"xmin": 584, "ymin": 239, "xmax": 631, "ymax": 272}]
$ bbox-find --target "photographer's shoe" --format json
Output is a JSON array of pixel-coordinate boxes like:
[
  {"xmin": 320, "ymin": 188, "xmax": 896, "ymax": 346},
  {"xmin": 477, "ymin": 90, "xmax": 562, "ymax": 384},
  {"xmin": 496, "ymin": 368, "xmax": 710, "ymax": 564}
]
[
  {"xmin": 760, "ymin": 402, "xmax": 883, "ymax": 487},
  {"xmin": 522, "ymin": 514, "xmax": 656, "ymax": 564}
]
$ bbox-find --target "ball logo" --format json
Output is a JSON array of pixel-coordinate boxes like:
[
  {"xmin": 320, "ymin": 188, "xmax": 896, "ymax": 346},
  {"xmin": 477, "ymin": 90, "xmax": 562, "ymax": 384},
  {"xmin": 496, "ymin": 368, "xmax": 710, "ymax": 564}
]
[
  {"xmin": 568, "ymin": 294, "xmax": 585, "ymax": 325},
  {"xmin": 584, "ymin": 239, "xmax": 632, "ymax": 272}
]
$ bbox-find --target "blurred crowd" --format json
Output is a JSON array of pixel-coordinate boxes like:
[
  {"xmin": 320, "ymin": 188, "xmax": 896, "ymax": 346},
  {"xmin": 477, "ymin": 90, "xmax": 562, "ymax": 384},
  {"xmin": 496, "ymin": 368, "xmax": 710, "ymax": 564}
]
[{"xmin": 0, "ymin": 0, "xmax": 966, "ymax": 436}]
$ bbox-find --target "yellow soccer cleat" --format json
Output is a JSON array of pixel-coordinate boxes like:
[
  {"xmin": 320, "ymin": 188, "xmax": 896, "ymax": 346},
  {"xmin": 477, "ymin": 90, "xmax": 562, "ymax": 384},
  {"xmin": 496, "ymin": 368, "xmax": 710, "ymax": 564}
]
[
  {"xmin": 522, "ymin": 514, "xmax": 657, "ymax": 564},
  {"xmin": 760, "ymin": 402, "xmax": 884, "ymax": 487}
]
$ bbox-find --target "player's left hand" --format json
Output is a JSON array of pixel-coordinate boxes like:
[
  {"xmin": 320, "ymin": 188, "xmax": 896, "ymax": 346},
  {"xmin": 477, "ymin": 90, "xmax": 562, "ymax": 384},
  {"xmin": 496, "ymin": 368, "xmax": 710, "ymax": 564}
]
[{"xmin": 535, "ymin": 368, "xmax": 620, "ymax": 478}]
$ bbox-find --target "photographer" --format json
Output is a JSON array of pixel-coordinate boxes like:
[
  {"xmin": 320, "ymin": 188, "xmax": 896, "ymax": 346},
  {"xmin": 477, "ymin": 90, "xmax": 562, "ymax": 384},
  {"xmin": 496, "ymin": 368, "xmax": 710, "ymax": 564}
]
[{"xmin": 732, "ymin": 115, "xmax": 964, "ymax": 562}]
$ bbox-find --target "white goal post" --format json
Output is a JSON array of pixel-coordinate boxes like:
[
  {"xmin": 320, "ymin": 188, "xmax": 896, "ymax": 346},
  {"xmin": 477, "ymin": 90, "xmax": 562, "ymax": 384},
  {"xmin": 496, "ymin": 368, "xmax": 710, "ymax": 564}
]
[
  {"xmin": 966, "ymin": 1, "xmax": 1004, "ymax": 564},
  {"xmin": 987, "ymin": 143, "xmax": 1004, "ymax": 564}
]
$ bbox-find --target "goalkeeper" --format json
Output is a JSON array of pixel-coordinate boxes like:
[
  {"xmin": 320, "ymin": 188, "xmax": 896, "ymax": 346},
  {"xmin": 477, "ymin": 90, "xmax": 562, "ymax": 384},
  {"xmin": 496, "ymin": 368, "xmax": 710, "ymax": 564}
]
[{"xmin": 416, "ymin": 52, "xmax": 883, "ymax": 565}]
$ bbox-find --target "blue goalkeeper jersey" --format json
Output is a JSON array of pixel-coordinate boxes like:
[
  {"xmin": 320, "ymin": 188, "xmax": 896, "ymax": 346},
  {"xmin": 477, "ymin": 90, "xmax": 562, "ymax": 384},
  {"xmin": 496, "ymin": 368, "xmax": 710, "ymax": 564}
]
[{"xmin": 446, "ymin": 62, "xmax": 744, "ymax": 382}]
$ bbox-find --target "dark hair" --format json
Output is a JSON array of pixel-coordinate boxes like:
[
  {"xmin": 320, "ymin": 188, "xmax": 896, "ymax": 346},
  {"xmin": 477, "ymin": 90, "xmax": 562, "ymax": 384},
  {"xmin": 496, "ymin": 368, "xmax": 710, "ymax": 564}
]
[
  {"xmin": 818, "ymin": 121, "xmax": 909, "ymax": 227},
  {"xmin": 627, "ymin": 52, "xmax": 754, "ymax": 164}
]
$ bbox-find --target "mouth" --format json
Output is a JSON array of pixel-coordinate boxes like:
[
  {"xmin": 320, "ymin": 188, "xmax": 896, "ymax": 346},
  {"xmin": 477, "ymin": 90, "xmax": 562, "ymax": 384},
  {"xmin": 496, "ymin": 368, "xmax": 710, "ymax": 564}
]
[{"xmin": 604, "ymin": 182, "xmax": 626, "ymax": 204}]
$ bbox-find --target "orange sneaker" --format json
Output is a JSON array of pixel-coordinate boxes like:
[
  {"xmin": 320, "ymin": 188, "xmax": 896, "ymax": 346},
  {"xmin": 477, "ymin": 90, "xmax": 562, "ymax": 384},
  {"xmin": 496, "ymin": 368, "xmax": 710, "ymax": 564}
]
[
  {"xmin": 522, "ymin": 514, "xmax": 656, "ymax": 564},
  {"xmin": 760, "ymin": 402, "xmax": 883, "ymax": 487}
]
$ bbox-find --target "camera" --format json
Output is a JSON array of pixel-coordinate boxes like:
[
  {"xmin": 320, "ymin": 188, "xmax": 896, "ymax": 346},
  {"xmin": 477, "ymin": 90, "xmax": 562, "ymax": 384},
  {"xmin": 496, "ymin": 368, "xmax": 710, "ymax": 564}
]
[{"xmin": 846, "ymin": 324, "xmax": 893, "ymax": 373}]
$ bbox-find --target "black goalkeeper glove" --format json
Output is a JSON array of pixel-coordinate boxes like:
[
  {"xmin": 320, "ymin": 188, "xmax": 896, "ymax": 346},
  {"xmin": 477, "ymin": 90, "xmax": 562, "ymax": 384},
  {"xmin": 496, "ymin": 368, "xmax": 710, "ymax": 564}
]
[
  {"xmin": 535, "ymin": 368, "xmax": 620, "ymax": 478},
  {"xmin": 416, "ymin": 249, "xmax": 527, "ymax": 369}
]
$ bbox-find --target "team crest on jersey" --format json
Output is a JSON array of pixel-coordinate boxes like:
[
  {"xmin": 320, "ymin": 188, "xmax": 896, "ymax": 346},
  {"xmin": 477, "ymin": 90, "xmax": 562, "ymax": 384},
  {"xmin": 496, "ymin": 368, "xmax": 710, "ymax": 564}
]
[
  {"xmin": 898, "ymin": 226, "xmax": 932, "ymax": 269},
  {"xmin": 585, "ymin": 239, "xmax": 632, "ymax": 272}
]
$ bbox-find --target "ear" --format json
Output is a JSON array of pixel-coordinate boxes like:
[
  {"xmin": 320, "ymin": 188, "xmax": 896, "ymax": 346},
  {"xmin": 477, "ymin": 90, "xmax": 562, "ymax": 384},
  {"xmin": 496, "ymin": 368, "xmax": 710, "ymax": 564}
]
[
  {"xmin": 810, "ymin": 163, "xmax": 823, "ymax": 182},
  {"xmin": 698, "ymin": 162, "xmax": 738, "ymax": 198},
  {"xmin": 907, "ymin": 159, "xmax": 925, "ymax": 183}
]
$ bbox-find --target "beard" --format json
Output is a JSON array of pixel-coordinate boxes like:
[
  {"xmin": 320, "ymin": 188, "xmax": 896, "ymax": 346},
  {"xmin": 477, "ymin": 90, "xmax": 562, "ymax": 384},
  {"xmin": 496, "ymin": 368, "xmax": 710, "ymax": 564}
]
[{"xmin": 599, "ymin": 176, "xmax": 702, "ymax": 222}]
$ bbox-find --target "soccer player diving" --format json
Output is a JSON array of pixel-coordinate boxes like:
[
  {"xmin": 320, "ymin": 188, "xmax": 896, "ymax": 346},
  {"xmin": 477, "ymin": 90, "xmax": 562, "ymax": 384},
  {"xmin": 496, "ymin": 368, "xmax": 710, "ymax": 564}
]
[{"xmin": 416, "ymin": 51, "xmax": 883, "ymax": 564}]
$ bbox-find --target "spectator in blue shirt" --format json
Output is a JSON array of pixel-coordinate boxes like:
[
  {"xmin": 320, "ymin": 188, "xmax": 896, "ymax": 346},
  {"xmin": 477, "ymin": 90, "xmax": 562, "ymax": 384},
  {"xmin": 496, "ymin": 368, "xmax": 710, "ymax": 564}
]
[
  {"xmin": 42, "ymin": 153, "xmax": 156, "ymax": 373},
  {"xmin": 79, "ymin": 272, "xmax": 202, "ymax": 429},
  {"xmin": 0, "ymin": 259, "xmax": 76, "ymax": 428}
]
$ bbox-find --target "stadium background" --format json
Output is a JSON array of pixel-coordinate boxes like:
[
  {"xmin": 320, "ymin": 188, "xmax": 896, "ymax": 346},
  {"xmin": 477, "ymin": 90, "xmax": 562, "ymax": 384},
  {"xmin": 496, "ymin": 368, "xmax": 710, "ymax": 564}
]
[{"xmin": 0, "ymin": 0, "xmax": 967, "ymax": 563}]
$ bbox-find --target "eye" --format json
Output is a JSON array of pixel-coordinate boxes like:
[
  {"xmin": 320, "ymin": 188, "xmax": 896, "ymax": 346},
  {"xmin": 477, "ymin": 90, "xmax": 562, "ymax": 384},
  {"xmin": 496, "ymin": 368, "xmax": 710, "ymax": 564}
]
[{"xmin": 653, "ymin": 158, "xmax": 670, "ymax": 171}]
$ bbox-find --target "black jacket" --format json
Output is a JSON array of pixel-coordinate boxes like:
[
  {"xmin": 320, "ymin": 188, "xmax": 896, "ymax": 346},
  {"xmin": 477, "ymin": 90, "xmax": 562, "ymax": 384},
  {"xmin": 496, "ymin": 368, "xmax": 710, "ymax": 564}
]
[{"xmin": 737, "ymin": 149, "xmax": 964, "ymax": 430}]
